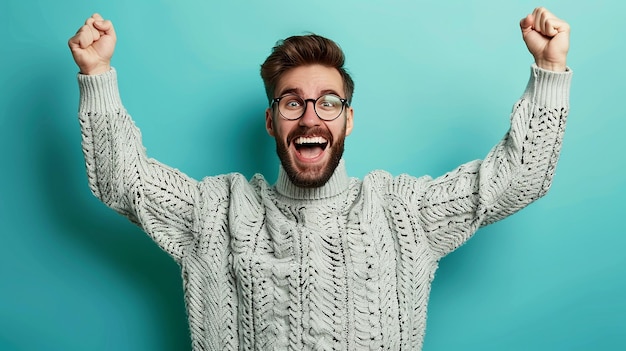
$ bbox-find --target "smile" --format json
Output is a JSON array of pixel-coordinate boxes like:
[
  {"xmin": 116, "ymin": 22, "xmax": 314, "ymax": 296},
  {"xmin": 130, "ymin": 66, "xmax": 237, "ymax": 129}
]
[{"xmin": 293, "ymin": 136, "xmax": 328, "ymax": 160}]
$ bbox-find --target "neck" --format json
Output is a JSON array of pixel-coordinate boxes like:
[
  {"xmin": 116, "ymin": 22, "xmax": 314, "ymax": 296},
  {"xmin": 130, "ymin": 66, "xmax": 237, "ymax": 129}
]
[{"xmin": 275, "ymin": 159, "xmax": 349, "ymax": 200}]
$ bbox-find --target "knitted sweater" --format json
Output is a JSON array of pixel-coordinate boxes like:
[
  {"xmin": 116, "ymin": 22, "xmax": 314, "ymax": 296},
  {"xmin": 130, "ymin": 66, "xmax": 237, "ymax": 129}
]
[{"xmin": 77, "ymin": 65, "xmax": 571, "ymax": 350}]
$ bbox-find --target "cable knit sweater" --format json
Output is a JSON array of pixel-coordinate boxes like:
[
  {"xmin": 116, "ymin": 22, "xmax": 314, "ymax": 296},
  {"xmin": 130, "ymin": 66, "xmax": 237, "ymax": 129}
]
[{"xmin": 76, "ymin": 65, "xmax": 571, "ymax": 350}]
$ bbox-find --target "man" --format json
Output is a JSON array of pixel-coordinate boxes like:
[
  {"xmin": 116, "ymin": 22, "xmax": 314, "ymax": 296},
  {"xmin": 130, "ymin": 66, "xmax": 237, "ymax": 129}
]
[{"xmin": 68, "ymin": 7, "xmax": 571, "ymax": 350}]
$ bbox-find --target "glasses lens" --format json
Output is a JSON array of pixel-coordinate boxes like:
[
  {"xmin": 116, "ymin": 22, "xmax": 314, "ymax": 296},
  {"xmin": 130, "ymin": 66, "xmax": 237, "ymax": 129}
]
[
  {"xmin": 278, "ymin": 95, "xmax": 304, "ymax": 120},
  {"xmin": 316, "ymin": 94, "xmax": 343, "ymax": 121}
]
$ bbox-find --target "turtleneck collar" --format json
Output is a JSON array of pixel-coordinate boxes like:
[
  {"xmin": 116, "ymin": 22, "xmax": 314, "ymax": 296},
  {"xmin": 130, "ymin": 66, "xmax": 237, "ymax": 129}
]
[{"xmin": 274, "ymin": 159, "xmax": 350, "ymax": 200}]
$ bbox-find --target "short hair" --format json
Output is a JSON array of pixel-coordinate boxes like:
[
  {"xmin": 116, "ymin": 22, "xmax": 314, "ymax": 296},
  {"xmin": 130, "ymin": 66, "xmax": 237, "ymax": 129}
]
[{"xmin": 260, "ymin": 34, "xmax": 355, "ymax": 105}]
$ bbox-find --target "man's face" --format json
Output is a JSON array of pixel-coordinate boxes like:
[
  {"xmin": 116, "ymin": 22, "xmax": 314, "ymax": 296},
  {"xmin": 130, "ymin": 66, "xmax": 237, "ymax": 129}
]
[{"xmin": 265, "ymin": 64, "xmax": 354, "ymax": 188}]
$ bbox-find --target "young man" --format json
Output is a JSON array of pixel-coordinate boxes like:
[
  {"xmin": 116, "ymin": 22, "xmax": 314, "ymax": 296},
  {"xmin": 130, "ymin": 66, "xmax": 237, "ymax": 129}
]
[{"xmin": 68, "ymin": 7, "xmax": 571, "ymax": 350}]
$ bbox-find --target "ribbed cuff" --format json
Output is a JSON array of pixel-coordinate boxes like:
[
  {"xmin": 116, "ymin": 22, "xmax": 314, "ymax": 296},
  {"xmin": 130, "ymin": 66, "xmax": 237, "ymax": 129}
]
[
  {"xmin": 522, "ymin": 64, "xmax": 572, "ymax": 109},
  {"xmin": 77, "ymin": 68, "xmax": 122, "ymax": 113}
]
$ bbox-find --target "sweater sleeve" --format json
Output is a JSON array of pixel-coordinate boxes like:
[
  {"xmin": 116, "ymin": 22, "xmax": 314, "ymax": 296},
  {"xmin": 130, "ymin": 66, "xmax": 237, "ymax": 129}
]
[
  {"xmin": 77, "ymin": 69, "xmax": 200, "ymax": 262},
  {"xmin": 416, "ymin": 65, "xmax": 572, "ymax": 257}
]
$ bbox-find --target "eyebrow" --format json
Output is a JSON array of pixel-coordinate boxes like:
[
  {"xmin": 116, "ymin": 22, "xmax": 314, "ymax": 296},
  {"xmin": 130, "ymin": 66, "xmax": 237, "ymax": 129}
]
[{"xmin": 277, "ymin": 87, "xmax": 344, "ymax": 99}]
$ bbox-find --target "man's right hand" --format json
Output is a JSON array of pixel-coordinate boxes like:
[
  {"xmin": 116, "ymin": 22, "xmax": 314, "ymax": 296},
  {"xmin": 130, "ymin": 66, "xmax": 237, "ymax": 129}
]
[{"xmin": 68, "ymin": 14, "xmax": 116, "ymax": 75}]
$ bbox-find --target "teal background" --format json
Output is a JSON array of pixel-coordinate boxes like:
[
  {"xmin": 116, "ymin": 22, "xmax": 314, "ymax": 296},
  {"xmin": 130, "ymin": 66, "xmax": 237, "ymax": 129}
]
[{"xmin": 1, "ymin": 0, "xmax": 624, "ymax": 349}]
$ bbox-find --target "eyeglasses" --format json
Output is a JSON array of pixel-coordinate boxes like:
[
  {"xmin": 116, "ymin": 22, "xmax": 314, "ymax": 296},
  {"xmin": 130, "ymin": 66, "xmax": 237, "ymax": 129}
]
[{"xmin": 271, "ymin": 94, "xmax": 348, "ymax": 121}]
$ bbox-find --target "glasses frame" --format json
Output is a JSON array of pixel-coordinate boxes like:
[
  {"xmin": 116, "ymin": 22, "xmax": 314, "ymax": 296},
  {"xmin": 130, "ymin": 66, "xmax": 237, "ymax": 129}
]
[{"xmin": 271, "ymin": 94, "xmax": 348, "ymax": 121}]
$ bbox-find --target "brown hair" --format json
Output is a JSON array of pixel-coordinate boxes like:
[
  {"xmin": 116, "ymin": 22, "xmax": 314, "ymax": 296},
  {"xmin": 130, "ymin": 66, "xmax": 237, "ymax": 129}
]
[{"xmin": 260, "ymin": 34, "xmax": 355, "ymax": 105}]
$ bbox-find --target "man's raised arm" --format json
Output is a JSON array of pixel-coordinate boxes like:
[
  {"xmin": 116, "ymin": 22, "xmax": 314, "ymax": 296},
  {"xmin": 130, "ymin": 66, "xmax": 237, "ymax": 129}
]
[
  {"xmin": 68, "ymin": 14, "xmax": 201, "ymax": 261},
  {"xmin": 415, "ymin": 7, "xmax": 572, "ymax": 257}
]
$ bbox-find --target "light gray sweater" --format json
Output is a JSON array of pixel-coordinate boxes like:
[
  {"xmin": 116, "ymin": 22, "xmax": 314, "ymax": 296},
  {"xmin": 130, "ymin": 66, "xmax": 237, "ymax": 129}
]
[{"xmin": 77, "ymin": 65, "xmax": 571, "ymax": 350}]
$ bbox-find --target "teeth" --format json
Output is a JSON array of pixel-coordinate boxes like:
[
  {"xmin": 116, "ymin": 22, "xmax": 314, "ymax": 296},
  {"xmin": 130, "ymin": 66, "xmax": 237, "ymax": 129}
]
[{"xmin": 295, "ymin": 136, "xmax": 327, "ymax": 145}]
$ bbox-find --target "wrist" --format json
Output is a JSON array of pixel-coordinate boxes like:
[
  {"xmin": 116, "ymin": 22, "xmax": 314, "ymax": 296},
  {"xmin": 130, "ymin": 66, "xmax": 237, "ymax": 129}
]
[
  {"xmin": 535, "ymin": 59, "xmax": 567, "ymax": 72},
  {"xmin": 80, "ymin": 63, "xmax": 111, "ymax": 76}
]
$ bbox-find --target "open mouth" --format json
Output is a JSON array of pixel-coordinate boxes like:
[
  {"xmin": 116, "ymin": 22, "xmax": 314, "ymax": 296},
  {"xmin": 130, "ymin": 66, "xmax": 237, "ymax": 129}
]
[{"xmin": 293, "ymin": 136, "xmax": 329, "ymax": 160}]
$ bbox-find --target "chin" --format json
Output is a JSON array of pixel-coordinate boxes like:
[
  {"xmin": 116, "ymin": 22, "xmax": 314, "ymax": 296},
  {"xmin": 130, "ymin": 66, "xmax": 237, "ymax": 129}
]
[{"xmin": 277, "ymin": 142, "xmax": 344, "ymax": 188}]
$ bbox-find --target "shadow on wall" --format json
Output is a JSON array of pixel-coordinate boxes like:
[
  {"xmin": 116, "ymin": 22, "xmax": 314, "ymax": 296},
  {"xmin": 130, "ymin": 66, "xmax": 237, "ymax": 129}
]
[
  {"xmin": 193, "ymin": 80, "xmax": 278, "ymax": 181},
  {"xmin": 29, "ymin": 65, "xmax": 191, "ymax": 350},
  {"xmin": 237, "ymin": 107, "xmax": 279, "ymax": 180}
]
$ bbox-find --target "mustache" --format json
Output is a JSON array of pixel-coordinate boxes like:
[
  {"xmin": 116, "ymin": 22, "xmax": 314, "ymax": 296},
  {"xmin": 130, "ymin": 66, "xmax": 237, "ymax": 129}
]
[{"xmin": 286, "ymin": 126, "xmax": 333, "ymax": 146}]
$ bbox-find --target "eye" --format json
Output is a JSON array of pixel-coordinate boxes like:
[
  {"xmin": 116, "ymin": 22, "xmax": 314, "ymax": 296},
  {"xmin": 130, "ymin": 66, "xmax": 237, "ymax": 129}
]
[
  {"xmin": 281, "ymin": 95, "xmax": 304, "ymax": 110},
  {"xmin": 317, "ymin": 95, "xmax": 342, "ymax": 110}
]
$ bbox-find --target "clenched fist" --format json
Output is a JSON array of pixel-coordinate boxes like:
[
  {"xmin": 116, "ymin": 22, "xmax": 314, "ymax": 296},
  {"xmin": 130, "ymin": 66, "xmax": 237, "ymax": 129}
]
[
  {"xmin": 68, "ymin": 14, "xmax": 116, "ymax": 75},
  {"xmin": 520, "ymin": 7, "xmax": 570, "ymax": 72}
]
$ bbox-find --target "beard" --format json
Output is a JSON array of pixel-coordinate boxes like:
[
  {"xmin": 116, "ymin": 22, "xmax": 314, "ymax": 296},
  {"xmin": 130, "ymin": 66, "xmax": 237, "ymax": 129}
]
[{"xmin": 275, "ymin": 124, "xmax": 346, "ymax": 188}]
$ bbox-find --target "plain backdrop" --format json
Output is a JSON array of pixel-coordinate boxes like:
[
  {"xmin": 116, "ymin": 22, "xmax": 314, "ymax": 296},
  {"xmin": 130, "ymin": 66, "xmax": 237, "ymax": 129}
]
[{"xmin": 1, "ymin": 0, "xmax": 624, "ymax": 350}]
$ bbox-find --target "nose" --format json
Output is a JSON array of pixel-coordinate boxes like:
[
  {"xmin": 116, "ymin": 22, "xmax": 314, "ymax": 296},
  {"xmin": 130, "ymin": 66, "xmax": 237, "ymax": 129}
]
[{"xmin": 298, "ymin": 100, "xmax": 321, "ymax": 127}]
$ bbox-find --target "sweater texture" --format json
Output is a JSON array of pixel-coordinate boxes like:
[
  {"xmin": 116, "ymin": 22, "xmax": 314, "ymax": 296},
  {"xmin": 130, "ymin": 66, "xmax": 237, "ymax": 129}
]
[{"xmin": 77, "ymin": 65, "xmax": 571, "ymax": 350}]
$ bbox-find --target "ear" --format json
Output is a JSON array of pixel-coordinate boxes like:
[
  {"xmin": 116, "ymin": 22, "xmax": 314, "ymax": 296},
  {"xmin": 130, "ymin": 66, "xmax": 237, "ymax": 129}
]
[
  {"xmin": 265, "ymin": 107, "xmax": 275, "ymax": 137},
  {"xmin": 344, "ymin": 106, "xmax": 354, "ymax": 136}
]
